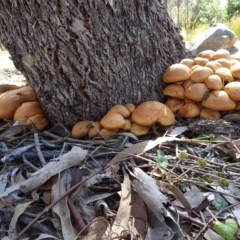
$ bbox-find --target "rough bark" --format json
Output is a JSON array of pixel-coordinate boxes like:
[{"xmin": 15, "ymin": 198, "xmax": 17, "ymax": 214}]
[{"xmin": 0, "ymin": 0, "xmax": 188, "ymax": 128}]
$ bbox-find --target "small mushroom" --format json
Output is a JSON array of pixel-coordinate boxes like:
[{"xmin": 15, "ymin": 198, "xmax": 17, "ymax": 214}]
[
  {"xmin": 215, "ymin": 67, "xmax": 234, "ymax": 82},
  {"xmin": 0, "ymin": 86, "xmax": 36, "ymax": 119},
  {"xmin": 26, "ymin": 114, "xmax": 49, "ymax": 131},
  {"xmin": 177, "ymin": 103, "xmax": 200, "ymax": 118},
  {"xmin": 100, "ymin": 112, "xmax": 126, "ymax": 129},
  {"xmin": 230, "ymin": 59, "xmax": 239, "ymax": 66},
  {"xmin": 0, "ymin": 84, "xmax": 23, "ymax": 95},
  {"xmin": 165, "ymin": 98, "xmax": 184, "ymax": 113},
  {"xmin": 194, "ymin": 57, "xmax": 209, "ymax": 66},
  {"xmin": 224, "ymin": 82, "xmax": 240, "ymax": 101},
  {"xmin": 230, "ymin": 62, "xmax": 240, "ymax": 79},
  {"xmin": 99, "ymin": 128, "xmax": 118, "ymax": 138},
  {"xmin": 130, "ymin": 123, "xmax": 150, "ymax": 136},
  {"xmin": 183, "ymin": 79, "xmax": 194, "ymax": 89},
  {"xmin": 163, "ymin": 84, "xmax": 185, "ymax": 99},
  {"xmin": 163, "ymin": 63, "xmax": 191, "ymax": 83},
  {"xmin": 190, "ymin": 66, "xmax": 213, "ymax": 82},
  {"xmin": 121, "ymin": 119, "xmax": 131, "ymax": 131},
  {"xmin": 212, "ymin": 49, "xmax": 231, "ymax": 60},
  {"xmin": 180, "ymin": 58, "xmax": 195, "ymax": 68},
  {"xmin": 200, "ymin": 108, "xmax": 221, "ymax": 119},
  {"xmin": 184, "ymin": 82, "xmax": 209, "ymax": 102},
  {"xmin": 13, "ymin": 102, "xmax": 45, "ymax": 123},
  {"xmin": 202, "ymin": 90, "xmax": 236, "ymax": 111},
  {"xmin": 205, "ymin": 61, "xmax": 222, "ymax": 72},
  {"xmin": 107, "ymin": 104, "xmax": 130, "ymax": 118},
  {"xmin": 204, "ymin": 74, "xmax": 223, "ymax": 90},
  {"xmin": 71, "ymin": 120, "xmax": 93, "ymax": 139},
  {"xmin": 215, "ymin": 58, "xmax": 231, "ymax": 68},
  {"xmin": 231, "ymin": 55, "xmax": 240, "ymax": 61},
  {"xmin": 197, "ymin": 50, "xmax": 215, "ymax": 60},
  {"xmin": 131, "ymin": 101, "xmax": 175, "ymax": 126},
  {"xmin": 235, "ymin": 101, "xmax": 240, "ymax": 110},
  {"xmin": 124, "ymin": 103, "xmax": 136, "ymax": 113},
  {"xmin": 89, "ymin": 122, "xmax": 102, "ymax": 138}
]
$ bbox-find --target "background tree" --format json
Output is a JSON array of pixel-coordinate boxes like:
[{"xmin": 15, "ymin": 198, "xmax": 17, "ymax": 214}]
[
  {"xmin": 166, "ymin": 0, "xmax": 226, "ymax": 34},
  {"xmin": 0, "ymin": 1, "xmax": 187, "ymax": 128},
  {"xmin": 226, "ymin": 0, "xmax": 240, "ymax": 20}
]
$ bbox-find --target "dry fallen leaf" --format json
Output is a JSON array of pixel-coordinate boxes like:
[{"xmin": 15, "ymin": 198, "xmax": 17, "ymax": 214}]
[
  {"xmin": 51, "ymin": 179, "xmax": 76, "ymax": 240},
  {"xmin": 111, "ymin": 168, "xmax": 132, "ymax": 237},
  {"xmin": 0, "ymin": 146, "xmax": 88, "ymax": 198},
  {"xmin": 81, "ymin": 217, "xmax": 109, "ymax": 240},
  {"xmin": 8, "ymin": 200, "xmax": 34, "ymax": 239}
]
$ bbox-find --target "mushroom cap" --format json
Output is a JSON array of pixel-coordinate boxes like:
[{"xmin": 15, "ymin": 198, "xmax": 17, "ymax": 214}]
[
  {"xmin": 230, "ymin": 62, "xmax": 240, "ymax": 78},
  {"xmin": 191, "ymin": 65, "xmax": 201, "ymax": 70},
  {"xmin": 165, "ymin": 98, "xmax": 184, "ymax": 113},
  {"xmin": 205, "ymin": 61, "xmax": 222, "ymax": 72},
  {"xmin": 163, "ymin": 64, "xmax": 191, "ymax": 83},
  {"xmin": 215, "ymin": 67, "xmax": 234, "ymax": 82},
  {"xmin": 204, "ymin": 74, "xmax": 223, "ymax": 90},
  {"xmin": 177, "ymin": 103, "xmax": 200, "ymax": 118},
  {"xmin": 131, "ymin": 101, "xmax": 175, "ymax": 126},
  {"xmin": 212, "ymin": 49, "xmax": 231, "ymax": 60},
  {"xmin": 215, "ymin": 58, "xmax": 231, "ymax": 69},
  {"xmin": 13, "ymin": 102, "xmax": 44, "ymax": 123},
  {"xmin": 0, "ymin": 86, "xmax": 36, "ymax": 119},
  {"xmin": 184, "ymin": 97, "xmax": 195, "ymax": 103},
  {"xmin": 224, "ymin": 81, "xmax": 240, "ymax": 101},
  {"xmin": 71, "ymin": 120, "xmax": 92, "ymax": 138},
  {"xmin": 89, "ymin": 122, "xmax": 102, "ymax": 138},
  {"xmin": 124, "ymin": 103, "xmax": 136, "ymax": 113},
  {"xmin": 130, "ymin": 123, "xmax": 150, "ymax": 136},
  {"xmin": 194, "ymin": 57, "xmax": 209, "ymax": 66},
  {"xmin": 231, "ymin": 55, "xmax": 240, "ymax": 61},
  {"xmin": 100, "ymin": 112, "xmax": 126, "ymax": 129},
  {"xmin": 183, "ymin": 79, "xmax": 194, "ymax": 89},
  {"xmin": 99, "ymin": 128, "xmax": 118, "ymax": 138},
  {"xmin": 121, "ymin": 119, "xmax": 132, "ymax": 131},
  {"xmin": 163, "ymin": 84, "xmax": 185, "ymax": 99},
  {"xmin": 190, "ymin": 66, "xmax": 213, "ymax": 82},
  {"xmin": 180, "ymin": 58, "xmax": 195, "ymax": 68},
  {"xmin": 235, "ymin": 101, "xmax": 240, "ymax": 110},
  {"xmin": 200, "ymin": 108, "xmax": 221, "ymax": 119},
  {"xmin": 202, "ymin": 90, "xmax": 236, "ymax": 110},
  {"xmin": 107, "ymin": 104, "xmax": 130, "ymax": 118},
  {"xmin": 197, "ymin": 50, "xmax": 215, "ymax": 60},
  {"xmin": 26, "ymin": 114, "xmax": 49, "ymax": 131},
  {"xmin": 0, "ymin": 84, "xmax": 23, "ymax": 95},
  {"xmin": 230, "ymin": 59, "xmax": 240, "ymax": 66},
  {"xmin": 184, "ymin": 83, "xmax": 209, "ymax": 102}
]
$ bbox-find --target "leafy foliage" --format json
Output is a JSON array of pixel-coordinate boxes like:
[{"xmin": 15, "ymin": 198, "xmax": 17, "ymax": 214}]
[
  {"xmin": 156, "ymin": 150, "xmax": 169, "ymax": 167},
  {"xmin": 226, "ymin": 0, "xmax": 240, "ymax": 20},
  {"xmin": 212, "ymin": 194, "xmax": 228, "ymax": 210},
  {"xmin": 213, "ymin": 219, "xmax": 238, "ymax": 240}
]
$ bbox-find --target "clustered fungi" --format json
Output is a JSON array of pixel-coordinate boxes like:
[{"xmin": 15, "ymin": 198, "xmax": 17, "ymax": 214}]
[
  {"xmin": 1, "ymin": 48, "xmax": 240, "ymax": 138},
  {"xmin": 163, "ymin": 49, "xmax": 240, "ymax": 119},
  {"xmin": 71, "ymin": 101, "xmax": 175, "ymax": 138},
  {"xmin": 0, "ymin": 85, "xmax": 49, "ymax": 130}
]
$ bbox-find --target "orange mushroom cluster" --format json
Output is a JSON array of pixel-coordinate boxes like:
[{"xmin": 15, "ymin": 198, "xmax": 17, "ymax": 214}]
[
  {"xmin": 163, "ymin": 49, "xmax": 240, "ymax": 119},
  {"xmin": 71, "ymin": 101, "xmax": 175, "ymax": 138},
  {"xmin": 0, "ymin": 85, "xmax": 49, "ymax": 130}
]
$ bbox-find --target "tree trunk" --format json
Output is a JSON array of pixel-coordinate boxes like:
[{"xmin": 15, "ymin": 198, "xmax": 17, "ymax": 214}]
[{"xmin": 0, "ymin": 0, "xmax": 188, "ymax": 128}]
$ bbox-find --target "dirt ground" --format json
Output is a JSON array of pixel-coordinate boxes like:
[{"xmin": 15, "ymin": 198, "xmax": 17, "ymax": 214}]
[
  {"xmin": 0, "ymin": 41, "xmax": 240, "ymax": 86},
  {"xmin": 0, "ymin": 51, "xmax": 26, "ymax": 85}
]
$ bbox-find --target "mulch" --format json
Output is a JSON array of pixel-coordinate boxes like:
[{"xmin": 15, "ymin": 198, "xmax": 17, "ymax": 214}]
[{"xmin": 1, "ymin": 117, "xmax": 240, "ymax": 239}]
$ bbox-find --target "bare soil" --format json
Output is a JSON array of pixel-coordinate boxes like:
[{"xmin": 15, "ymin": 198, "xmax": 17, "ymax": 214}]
[{"xmin": 0, "ymin": 51, "xmax": 26, "ymax": 85}]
